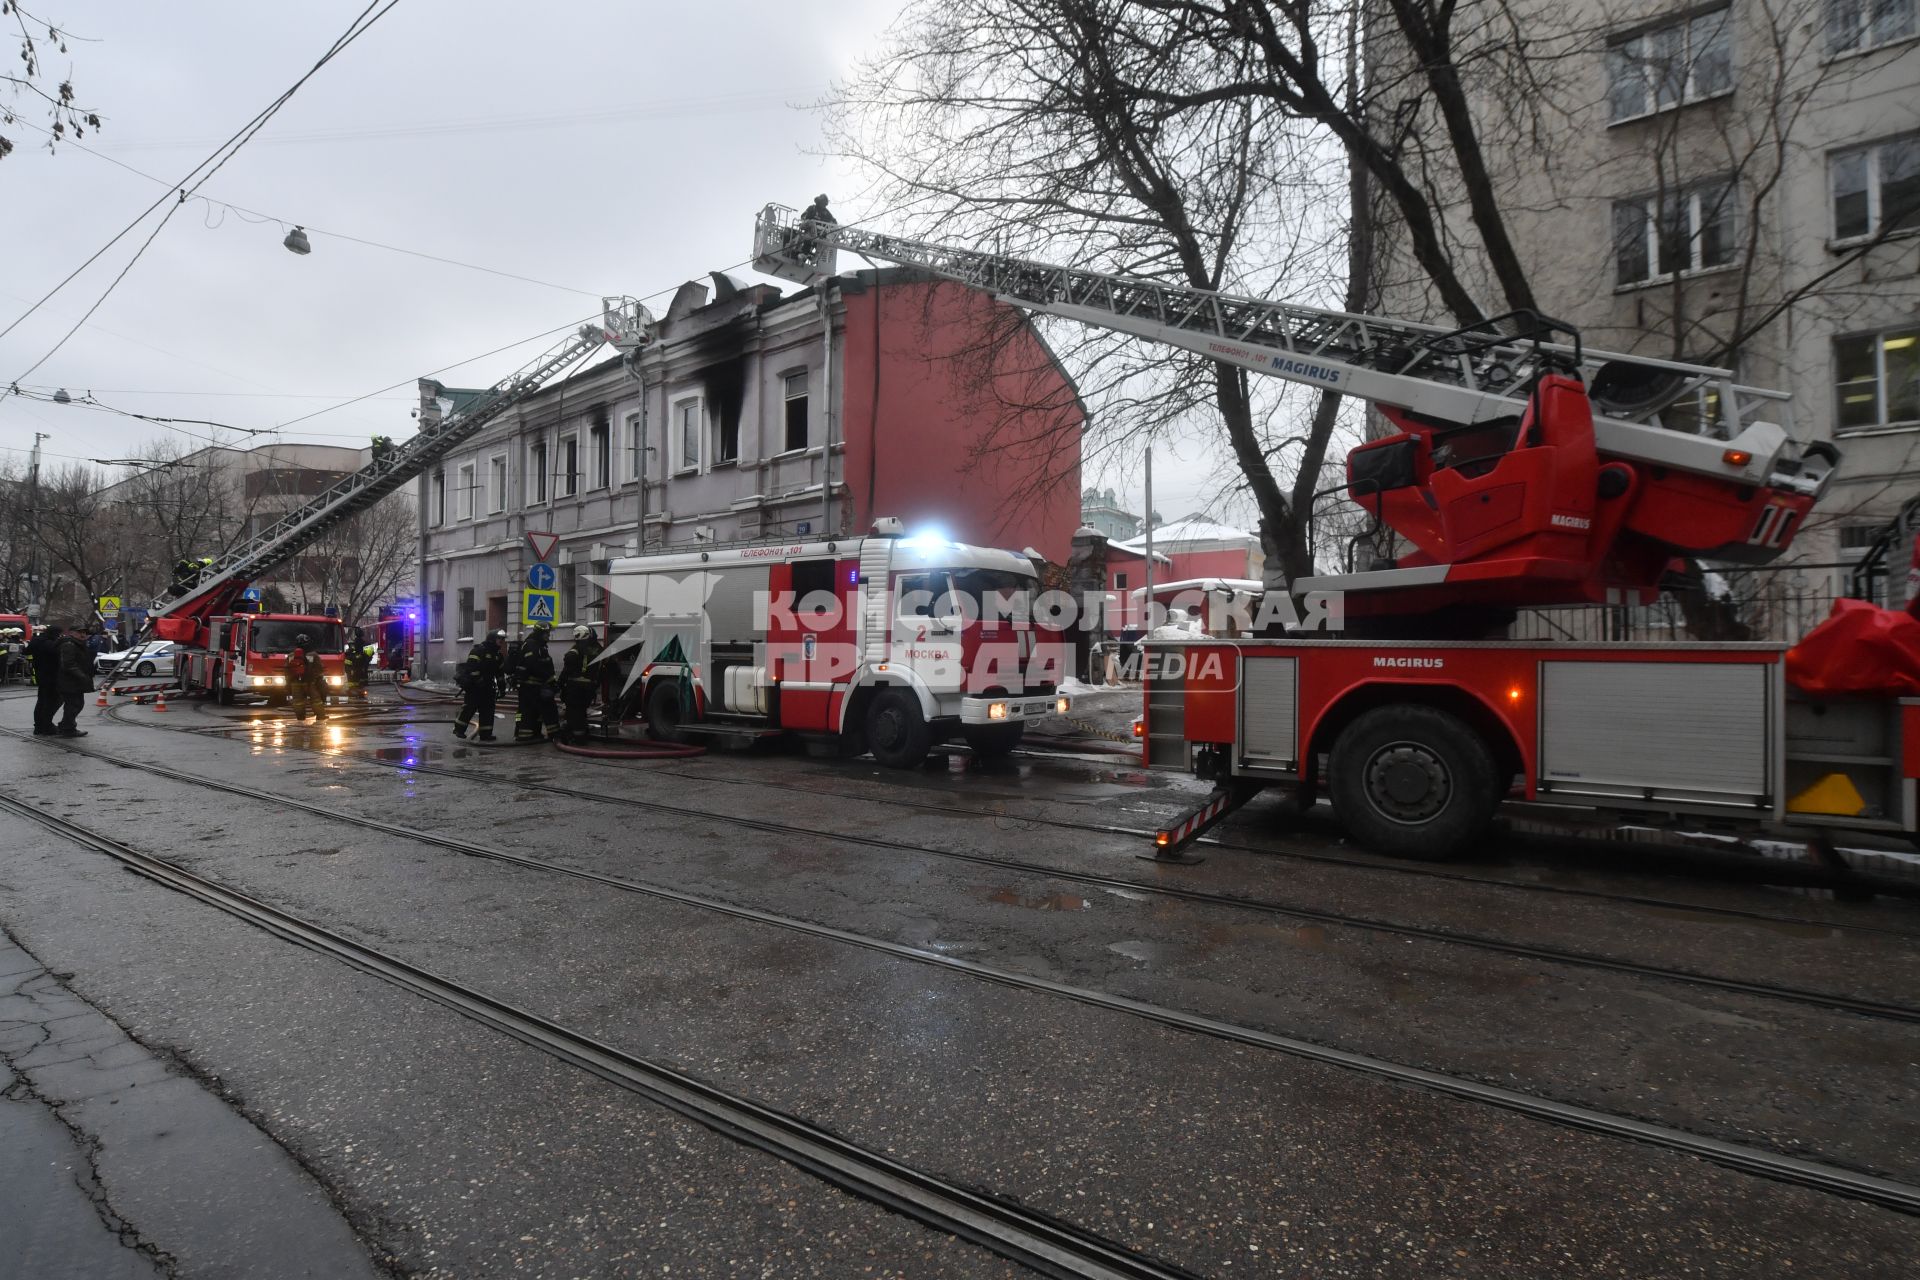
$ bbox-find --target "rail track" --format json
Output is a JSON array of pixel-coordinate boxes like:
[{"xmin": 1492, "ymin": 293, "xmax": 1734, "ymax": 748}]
[
  {"xmin": 0, "ymin": 786, "xmax": 1199, "ymax": 1280},
  {"xmin": 8, "ymin": 725, "xmax": 1920, "ymax": 1216},
  {"xmin": 105, "ymin": 703, "xmax": 1920, "ymax": 1019}
]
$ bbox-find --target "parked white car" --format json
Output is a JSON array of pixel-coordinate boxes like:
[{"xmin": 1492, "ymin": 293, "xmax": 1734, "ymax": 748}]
[{"xmin": 97, "ymin": 639, "xmax": 178, "ymax": 677}]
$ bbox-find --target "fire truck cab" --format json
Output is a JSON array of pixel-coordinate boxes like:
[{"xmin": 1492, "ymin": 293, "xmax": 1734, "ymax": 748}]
[
  {"xmin": 604, "ymin": 521, "xmax": 1072, "ymax": 767},
  {"xmin": 174, "ymin": 613, "xmax": 348, "ymax": 705}
]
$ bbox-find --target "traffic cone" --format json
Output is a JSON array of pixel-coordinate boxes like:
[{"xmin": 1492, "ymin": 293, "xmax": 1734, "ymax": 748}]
[
  {"xmin": 153, "ymin": 690, "xmax": 169, "ymax": 713},
  {"xmin": 95, "ymin": 688, "xmax": 108, "ymax": 708}
]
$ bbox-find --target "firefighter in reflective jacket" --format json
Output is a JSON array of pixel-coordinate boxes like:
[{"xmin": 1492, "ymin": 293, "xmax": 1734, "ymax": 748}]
[
  {"xmin": 454, "ymin": 630, "xmax": 505, "ymax": 741},
  {"xmin": 513, "ymin": 624, "xmax": 562, "ymax": 741},
  {"xmin": 558, "ymin": 625, "xmax": 601, "ymax": 743},
  {"xmin": 286, "ymin": 634, "xmax": 329, "ymax": 723},
  {"xmin": 344, "ymin": 635, "xmax": 373, "ymax": 702}
]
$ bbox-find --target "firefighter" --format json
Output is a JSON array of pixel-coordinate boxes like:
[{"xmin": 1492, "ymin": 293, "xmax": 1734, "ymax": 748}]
[
  {"xmin": 454, "ymin": 630, "xmax": 506, "ymax": 741},
  {"xmin": 343, "ymin": 632, "xmax": 373, "ymax": 702},
  {"xmin": 370, "ymin": 434, "xmax": 396, "ymax": 464},
  {"xmin": 26, "ymin": 623, "xmax": 64, "ymax": 735},
  {"xmin": 795, "ymin": 193, "xmax": 835, "ymax": 264},
  {"xmin": 169, "ymin": 558, "xmax": 198, "ymax": 598},
  {"xmin": 513, "ymin": 623, "xmax": 561, "ymax": 741},
  {"xmin": 558, "ymin": 625, "xmax": 601, "ymax": 743},
  {"xmin": 287, "ymin": 633, "xmax": 329, "ymax": 723}
]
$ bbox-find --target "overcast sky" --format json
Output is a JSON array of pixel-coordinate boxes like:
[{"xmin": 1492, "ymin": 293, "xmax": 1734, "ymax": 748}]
[{"xmin": 1, "ymin": 0, "xmax": 1237, "ymax": 529}]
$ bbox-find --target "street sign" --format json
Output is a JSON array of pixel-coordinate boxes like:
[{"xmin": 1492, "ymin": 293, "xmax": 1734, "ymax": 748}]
[
  {"xmin": 527, "ymin": 530, "xmax": 559, "ymax": 562},
  {"xmin": 522, "ymin": 590, "xmax": 558, "ymax": 626},
  {"xmin": 526, "ymin": 562, "xmax": 557, "ymax": 591},
  {"xmin": 241, "ymin": 587, "xmax": 263, "ymax": 602},
  {"xmin": 97, "ymin": 595, "xmax": 121, "ymax": 615}
]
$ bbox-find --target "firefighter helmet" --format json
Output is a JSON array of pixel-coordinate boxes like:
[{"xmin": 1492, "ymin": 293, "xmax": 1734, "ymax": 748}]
[{"xmin": 571, "ymin": 625, "xmax": 590, "ymax": 639}]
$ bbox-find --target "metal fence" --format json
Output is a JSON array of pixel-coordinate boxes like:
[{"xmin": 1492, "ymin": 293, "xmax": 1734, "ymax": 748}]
[{"xmin": 1511, "ymin": 563, "xmax": 1869, "ymax": 645}]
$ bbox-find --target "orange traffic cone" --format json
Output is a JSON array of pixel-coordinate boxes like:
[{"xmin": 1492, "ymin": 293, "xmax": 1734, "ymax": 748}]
[
  {"xmin": 95, "ymin": 688, "xmax": 108, "ymax": 708},
  {"xmin": 153, "ymin": 690, "xmax": 169, "ymax": 712}
]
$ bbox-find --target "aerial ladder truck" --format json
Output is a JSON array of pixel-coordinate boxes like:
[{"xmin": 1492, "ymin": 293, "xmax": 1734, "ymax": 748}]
[
  {"xmin": 102, "ymin": 298, "xmax": 654, "ymax": 705},
  {"xmin": 750, "ymin": 203, "xmax": 1914, "ymax": 867}
]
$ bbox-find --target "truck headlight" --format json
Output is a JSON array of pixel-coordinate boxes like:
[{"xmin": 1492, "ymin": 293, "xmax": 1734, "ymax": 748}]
[
  {"xmin": 273, "ymin": 675, "xmax": 286, "ymax": 686},
  {"xmin": 327, "ymin": 675, "xmax": 344, "ymax": 687},
  {"xmin": 1056, "ymin": 696, "xmax": 1070, "ymax": 714},
  {"xmin": 252, "ymin": 676, "xmax": 269, "ymax": 687},
  {"xmin": 988, "ymin": 701, "xmax": 1008, "ymax": 720}
]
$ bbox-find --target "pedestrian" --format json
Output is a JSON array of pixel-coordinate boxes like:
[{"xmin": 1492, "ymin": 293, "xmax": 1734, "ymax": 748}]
[
  {"xmin": 454, "ymin": 629, "xmax": 506, "ymax": 741},
  {"xmin": 286, "ymin": 633, "xmax": 329, "ymax": 723},
  {"xmin": 86, "ymin": 626, "xmax": 112, "ymax": 658},
  {"xmin": 558, "ymin": 625, "xmax": 601, "ymax": 743},
  {"xmin": 26, "ymin": 623, "xmax": 64, "ymax": 736},
  {"xmin": 513, "ymin": 623, "xmax": 561, "ymax": 741},
  {"xmin": 53, "ymin": 624, "xmax": 93, "ymax": 737}
]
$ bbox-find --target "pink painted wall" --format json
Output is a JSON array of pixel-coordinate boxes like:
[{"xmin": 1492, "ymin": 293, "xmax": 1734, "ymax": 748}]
[
  {"xmin": 1104, "ymin": 546, "xmax": 1258, "ymax": 629},
  {"xmin": 839, "ymin": 277, "xmax": 1083, "ymax": 563}
]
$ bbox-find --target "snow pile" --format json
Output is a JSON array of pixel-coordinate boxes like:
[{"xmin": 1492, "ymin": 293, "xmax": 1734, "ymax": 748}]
[{"xmin": 1059, "ymin": 676, "xmax": 1124, "ymax": 694}]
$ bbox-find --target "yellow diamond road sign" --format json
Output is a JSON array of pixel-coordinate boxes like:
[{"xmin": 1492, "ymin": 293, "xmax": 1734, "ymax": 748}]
[
  {"xmin": 98, "ymin": 595, "xmax": 122, "ymax": 614},
  {"xmin": 522, "ymin": 590, "xmax": 558, "ymax": 626}
]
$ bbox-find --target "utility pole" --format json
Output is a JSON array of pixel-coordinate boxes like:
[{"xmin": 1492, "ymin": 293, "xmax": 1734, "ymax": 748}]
[
  {"xmin": 1141, "ymin": 447, "xmax": 1153, "ymax": 635},
  {"xmin": 24, "ymin": 431, "xmax": 47, "ymax": 620}
]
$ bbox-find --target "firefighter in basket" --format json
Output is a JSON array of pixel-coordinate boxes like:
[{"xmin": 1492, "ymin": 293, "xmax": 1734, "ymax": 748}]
[{"xmin": 513, "ymin": 623, "xmax": 562, "ymax": 741}]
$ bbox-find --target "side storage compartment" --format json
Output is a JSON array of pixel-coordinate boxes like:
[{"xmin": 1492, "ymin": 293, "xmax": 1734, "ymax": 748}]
[{"xmin": 1782, "ymin": 694, "xmax": 1914, "ymax": 832}]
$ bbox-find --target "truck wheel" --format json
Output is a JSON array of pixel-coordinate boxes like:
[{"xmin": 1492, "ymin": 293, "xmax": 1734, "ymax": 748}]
[
  {"xmin": 645, "ymin": 679, "xmax": 690, "ymax": 744},
  {"xmin": 1328, "ymin": 705, "xmax": 1498, "ymax": 861},
  {"xmin": 962, "ymin": 722, "xmax": 1025, "ymax": 757},
  {"xmin": 865, "ymin": 690, "xmax": 932, "ymax": 769}
]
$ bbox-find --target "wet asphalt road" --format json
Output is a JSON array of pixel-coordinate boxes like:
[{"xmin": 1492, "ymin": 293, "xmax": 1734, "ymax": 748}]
[{"xmin": 3, "ymin": 687, "xmax": 1920, "ymax": 1277}]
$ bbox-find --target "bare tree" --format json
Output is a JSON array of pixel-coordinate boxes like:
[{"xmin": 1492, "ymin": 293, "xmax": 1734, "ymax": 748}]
[
  {"xmin": 30, "ymin": 462, "xmax": 137, "ymax": 623},
  {"xmin": 2, "ymin": 2, "xmax": 103, "ymax": 160},
  {"xmin": 278, "ymin": 493, "xmax": 415, "ymax": 625}
]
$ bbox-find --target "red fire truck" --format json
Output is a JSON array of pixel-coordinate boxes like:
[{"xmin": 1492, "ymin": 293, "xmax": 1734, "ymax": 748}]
[
  {"xmin": 602, "ymin": 519, "xmax": 1072, "ymax": 767},
  {"xmin": 163, "ymin": 611, "xmax": 348, "ymax": 706},
  {"xmin": 751, "ymin": 204, "xmax": 1911, "ymax": 864}
]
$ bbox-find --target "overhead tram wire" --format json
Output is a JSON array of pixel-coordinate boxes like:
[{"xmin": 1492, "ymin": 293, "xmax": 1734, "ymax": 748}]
[{"xmin": 3, "ymin": 0, "xmax": 404, "ymax": 381}]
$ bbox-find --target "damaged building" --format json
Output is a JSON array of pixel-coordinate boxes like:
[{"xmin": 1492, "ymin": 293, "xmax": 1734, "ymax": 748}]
[{"xmin": 414, "ymin": 266, "xmax": 1085, "ymax": 676}]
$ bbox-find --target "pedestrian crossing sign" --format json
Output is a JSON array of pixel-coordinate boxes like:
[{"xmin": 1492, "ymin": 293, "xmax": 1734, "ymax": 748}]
[{"xmin": 522, "ymin": 590, "xmax": 558, "ymax": 626}]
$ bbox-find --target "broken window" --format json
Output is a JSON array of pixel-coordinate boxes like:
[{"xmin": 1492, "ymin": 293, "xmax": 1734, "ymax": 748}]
[{"xmin": 784, "ymin": 371, "xmax": 809, "ymax": 452}]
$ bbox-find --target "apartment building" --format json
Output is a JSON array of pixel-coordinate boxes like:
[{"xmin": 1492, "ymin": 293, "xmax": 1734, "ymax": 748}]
[{"xmin": 415, "ymin": 266, "xmax": 1085, "ymax": 676}]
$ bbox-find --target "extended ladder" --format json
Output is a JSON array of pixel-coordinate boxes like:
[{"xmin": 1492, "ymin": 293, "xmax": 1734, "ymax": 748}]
[
  {"xmin": 154, "ymin": 297, "xmax": 653, "ymax": 622},
  {"xmin": 751, "ymin": 204, "xmax": 1831, "ymax": 500}
]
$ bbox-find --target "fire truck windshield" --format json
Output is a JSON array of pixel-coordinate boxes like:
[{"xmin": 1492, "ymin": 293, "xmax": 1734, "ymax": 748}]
[
  {"xmin": 249, "ymin": 621, "xmax": 345, "ymax": 654},
  {"xmin": 946, "ymin": 568, "xmax": 1036, "ymax": 623}
]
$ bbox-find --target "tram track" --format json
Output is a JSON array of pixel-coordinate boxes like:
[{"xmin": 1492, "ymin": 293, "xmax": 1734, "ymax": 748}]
[
  {"xmin": 100, "ymin": 706, "xmax": 1920, "ymax": 1023},
  {"xmin": 0, "ymin": 786, "xmax": 1198, "ymax": 1280},
  {"xmin": 8, "ymin": 726, "xmax": 1920, "ymax": 1216}
]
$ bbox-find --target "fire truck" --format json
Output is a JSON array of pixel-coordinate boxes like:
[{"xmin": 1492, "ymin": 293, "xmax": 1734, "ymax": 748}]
[
  {"xmin": 749, "ymin": 205, "xmax": 1917, "ymax": 864},
  {"xmin": 171, "ymin": 610, "xmax": 347, "ymax": 706},
  {"xmin": 102, "ymin": 298, "xmax": 655, "ymax": 700},
  {"xmin": 602, "ymin": 520, "xmax": 1072, "ymax": 767}
]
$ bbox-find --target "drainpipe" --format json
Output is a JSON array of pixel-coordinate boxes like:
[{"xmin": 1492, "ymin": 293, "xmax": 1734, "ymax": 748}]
[{"xmin": 820, "ymin": 281, "xmax": 835, "ymax": 536}]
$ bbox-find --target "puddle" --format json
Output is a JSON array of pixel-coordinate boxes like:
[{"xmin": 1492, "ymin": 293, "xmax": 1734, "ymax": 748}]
[
  {"xmin": 988, "ymin": 887, "xmax": 1090, "ymax": 912},
  {"xmin": 1106, "ymin": 939, "xmax": 1182, "ymax": 965}
]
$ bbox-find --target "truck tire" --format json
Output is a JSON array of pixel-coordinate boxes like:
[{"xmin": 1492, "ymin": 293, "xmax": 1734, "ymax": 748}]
[
  {"xmin": 645, "ymin": 679, "xmax": 690, "ymax": 744},
  {"xmin": 1328, "ymin": 705, "xmax": 1498, "ymax": 861},
  {"xmin": 962, "ymin": 722, "xmax": 1025, "ymax": 757},
  {"xmin": 865, "ymin": 689, "xmax": 932, "ymax": 769}
]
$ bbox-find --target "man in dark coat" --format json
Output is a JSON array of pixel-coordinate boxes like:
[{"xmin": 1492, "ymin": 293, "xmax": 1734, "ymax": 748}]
[
  {"xmin": 454, "ymin": 630, "xmax": 506, "ymax": 741},
  {"xmin": 26, "ymin": 623, "xmax": 64, "ymax": 735},
  {"xmin": 53, "ymin": 624, "xmax": 93, "ymax": 737}
]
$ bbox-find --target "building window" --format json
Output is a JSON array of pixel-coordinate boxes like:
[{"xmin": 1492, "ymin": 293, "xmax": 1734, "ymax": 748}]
[
  {"xmin": 456, "ymin": 587, "xmax": 474, "ymax": 641},
  {"xmin": 1607, "ymin": 8, "xmax": 1733, "ymax": 123},
  {"xmin": 589, "ymin": 412, "xmax": 611, "ymax": 490},
  {"xmin": 674, "ymin": 398, "xmax": 702, "ymax": 473},
  {"xmin": 1831, "ymin": 133, "xmax": 1920, "ymax": 242},
  {"xmin": 783, "ymin": 371, "xmax": 809, "ymax": 452},
  {"xmin": 1612, "ymin": 180, "xmax": 1737, "ymax": 286},
  {"xmin": 714, "ymin": 406, "xmax": 740, "ymax": 465},
  {"xmin": 1835, "ymin": 325, "xmax": 1920, "ymax": 433},
  {"xmin": 1827, "ymin": 0, "xmax": 1916, "ymax": 54},
  {"xmin": 455, "ymin": 462, "xmax": 476, "ymax": 521},
  {"xmin": 558, "ymin": 435, "xmax": 579, "ymax": 498},
  {"xmin": 1661, "ymin": 382, "xmax": 1723, "ymax": 435},
  {"xmin": 487, "ymin": 454, "xmax": 507, "ymax": 514},
  {"xmin": 428, "ymin": 590, "xmax": 444, "ymax": 640},
  {"xmin": 624, "ymin": 410, "xmax": 644, "ymax": 482},
  {"xmin": 430, "ymin": 471, "xmax": 445, "ymax": 526},
  {"xmin": 527, "ymin": 440, "xmax": 548, "ymax": 506},
  {"xmin": 1114, "ymin": 572, "xmax": 1128, "ymax": 589}
]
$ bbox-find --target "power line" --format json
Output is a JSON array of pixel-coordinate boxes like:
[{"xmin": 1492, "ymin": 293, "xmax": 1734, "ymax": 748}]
[{"xmin": 4, "ymin": 0, "xmax": 404, "ymax": 380}]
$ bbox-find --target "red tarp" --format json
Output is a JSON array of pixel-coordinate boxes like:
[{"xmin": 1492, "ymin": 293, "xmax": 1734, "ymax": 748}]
[{"xmin": 1786, "ymin": 598, "xmax": 1920, "ymax": 698}]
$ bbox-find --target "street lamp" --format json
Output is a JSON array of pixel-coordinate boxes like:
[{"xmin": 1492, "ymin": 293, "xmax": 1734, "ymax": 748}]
[{"xmin": 283, "ymin": 226, "xmax": 312, "ymax": 255}]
